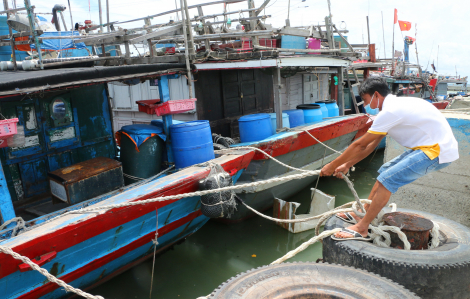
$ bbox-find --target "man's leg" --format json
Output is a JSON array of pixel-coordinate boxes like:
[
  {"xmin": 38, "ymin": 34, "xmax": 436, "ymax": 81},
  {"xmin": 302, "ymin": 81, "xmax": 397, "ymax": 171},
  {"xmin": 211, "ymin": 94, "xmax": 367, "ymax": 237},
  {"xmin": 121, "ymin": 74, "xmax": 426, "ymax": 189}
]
[
  {"xmin": 337, "ymin": 180, "xmax": 380, "ymax": 222},
  {"xmin": 334, "ymin": 181, "xmax": 391, "ymax": 238}
]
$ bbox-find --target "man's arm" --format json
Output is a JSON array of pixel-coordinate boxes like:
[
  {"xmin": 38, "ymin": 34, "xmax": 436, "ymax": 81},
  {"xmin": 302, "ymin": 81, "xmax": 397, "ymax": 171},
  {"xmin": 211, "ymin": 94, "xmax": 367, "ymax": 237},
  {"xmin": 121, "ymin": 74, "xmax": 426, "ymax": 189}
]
[{"xmin": 321, "ymin": 133, "xmax": 385, "ymax": 176}]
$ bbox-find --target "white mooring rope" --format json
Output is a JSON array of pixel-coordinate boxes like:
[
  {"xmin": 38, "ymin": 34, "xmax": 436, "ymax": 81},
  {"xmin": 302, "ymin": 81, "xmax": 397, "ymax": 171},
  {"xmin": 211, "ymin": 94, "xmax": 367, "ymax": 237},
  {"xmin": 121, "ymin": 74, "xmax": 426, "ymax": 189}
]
[{"xmin": 0, "ymin": 246, "xmax": 104, "ymax": 299}]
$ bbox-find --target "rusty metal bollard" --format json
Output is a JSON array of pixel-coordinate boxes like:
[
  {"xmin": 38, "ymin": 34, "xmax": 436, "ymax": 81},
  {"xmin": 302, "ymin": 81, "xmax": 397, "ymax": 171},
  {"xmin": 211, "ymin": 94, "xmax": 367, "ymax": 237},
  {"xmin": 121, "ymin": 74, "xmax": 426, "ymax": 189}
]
[{"xmin": 383, "ymin": 212, "xmax": 434, "ymax": 250}]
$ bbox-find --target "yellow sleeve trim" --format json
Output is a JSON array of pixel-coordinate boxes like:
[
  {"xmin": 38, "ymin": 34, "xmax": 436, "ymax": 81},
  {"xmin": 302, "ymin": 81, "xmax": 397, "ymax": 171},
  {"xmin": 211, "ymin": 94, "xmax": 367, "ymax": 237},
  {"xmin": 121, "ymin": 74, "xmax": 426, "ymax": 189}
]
[
  {"xmin": 367, "ymin": 130, "xmax": 387, "ymax": 135},
  {"xmin": 411, "ymin": 143, "xmax": 440, "ymax": 160}
]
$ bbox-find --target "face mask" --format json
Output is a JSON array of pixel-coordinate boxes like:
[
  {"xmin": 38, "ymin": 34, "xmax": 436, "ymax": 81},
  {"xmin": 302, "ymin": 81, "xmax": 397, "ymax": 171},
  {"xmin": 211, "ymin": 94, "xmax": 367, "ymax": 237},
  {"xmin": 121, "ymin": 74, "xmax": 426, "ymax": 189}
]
[{"xmin": 364, "ymin": 94, "xmax": 380, "ymax": 115}]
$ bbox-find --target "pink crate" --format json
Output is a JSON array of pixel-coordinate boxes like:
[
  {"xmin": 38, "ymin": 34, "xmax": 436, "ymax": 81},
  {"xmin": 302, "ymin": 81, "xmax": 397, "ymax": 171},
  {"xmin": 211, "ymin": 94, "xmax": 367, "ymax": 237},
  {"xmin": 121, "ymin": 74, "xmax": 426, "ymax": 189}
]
[
  {"xmin": 0, "ymin": 118, "xmax": 18, "ymax": 138},
  {"xmin": 155, "ymin": 98, "xmax": 197, "ymax": 116}
]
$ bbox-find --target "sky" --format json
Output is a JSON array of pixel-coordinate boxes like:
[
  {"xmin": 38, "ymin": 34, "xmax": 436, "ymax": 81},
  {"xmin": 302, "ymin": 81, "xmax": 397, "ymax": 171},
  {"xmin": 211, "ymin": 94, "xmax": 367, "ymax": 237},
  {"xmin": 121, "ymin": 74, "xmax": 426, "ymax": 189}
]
[{"xmin": 14, "ymin": 0, "xmax": 470, "ymax": 78}]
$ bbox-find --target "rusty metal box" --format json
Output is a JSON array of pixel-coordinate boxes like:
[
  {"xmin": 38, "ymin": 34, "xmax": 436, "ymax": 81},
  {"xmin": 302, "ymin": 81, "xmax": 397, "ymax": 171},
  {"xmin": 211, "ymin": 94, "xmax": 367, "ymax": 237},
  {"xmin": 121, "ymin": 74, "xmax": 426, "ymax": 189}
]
[{"xmin": 48, "ymin": 157, "xmax": 124, "ymax": 205}]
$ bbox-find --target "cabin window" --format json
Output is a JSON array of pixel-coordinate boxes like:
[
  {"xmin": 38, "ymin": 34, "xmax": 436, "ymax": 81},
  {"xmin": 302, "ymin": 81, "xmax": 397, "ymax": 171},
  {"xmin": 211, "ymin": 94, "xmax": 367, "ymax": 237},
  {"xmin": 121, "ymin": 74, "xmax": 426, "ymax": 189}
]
[{"xmin": 50, "ymin": 97, "xmax": 72, "ymax": 127}]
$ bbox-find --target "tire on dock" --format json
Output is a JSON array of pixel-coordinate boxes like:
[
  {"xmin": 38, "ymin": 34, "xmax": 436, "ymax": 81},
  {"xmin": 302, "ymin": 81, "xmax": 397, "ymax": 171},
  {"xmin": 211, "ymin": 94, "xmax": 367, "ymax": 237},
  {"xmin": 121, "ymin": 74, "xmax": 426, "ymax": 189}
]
[
  {"xmin": 209, "ymin": 262, "xmax": 418, "ymax": 298},
  {"xmin": 323, "ymin": 208, "xmax": 470, "ymax": 299}
]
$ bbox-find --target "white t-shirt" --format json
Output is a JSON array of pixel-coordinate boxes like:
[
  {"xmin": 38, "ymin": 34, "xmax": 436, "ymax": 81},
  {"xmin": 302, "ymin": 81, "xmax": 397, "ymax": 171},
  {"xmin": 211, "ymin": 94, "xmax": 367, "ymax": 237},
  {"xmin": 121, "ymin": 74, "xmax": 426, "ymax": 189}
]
[{"xmin": 368, "ymin": 94, "xmax": 459, "ymax": 164}]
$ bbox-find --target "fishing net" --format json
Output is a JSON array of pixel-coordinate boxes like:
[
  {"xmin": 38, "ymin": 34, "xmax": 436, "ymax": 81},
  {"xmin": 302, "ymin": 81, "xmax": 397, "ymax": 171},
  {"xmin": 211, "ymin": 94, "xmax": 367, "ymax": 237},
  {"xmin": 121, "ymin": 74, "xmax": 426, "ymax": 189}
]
[{"xmin": 199, "ymin": 163, "xmax": 237, "ymax": 218}]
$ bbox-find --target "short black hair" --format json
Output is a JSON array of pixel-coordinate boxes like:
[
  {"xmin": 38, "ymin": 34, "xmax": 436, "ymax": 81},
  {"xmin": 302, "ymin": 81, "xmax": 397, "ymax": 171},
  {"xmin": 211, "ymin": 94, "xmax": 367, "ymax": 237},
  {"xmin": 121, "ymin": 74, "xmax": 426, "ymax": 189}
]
[{"xmin": 359, "ymin": 77, "xmax": 391, "ymax": 97}]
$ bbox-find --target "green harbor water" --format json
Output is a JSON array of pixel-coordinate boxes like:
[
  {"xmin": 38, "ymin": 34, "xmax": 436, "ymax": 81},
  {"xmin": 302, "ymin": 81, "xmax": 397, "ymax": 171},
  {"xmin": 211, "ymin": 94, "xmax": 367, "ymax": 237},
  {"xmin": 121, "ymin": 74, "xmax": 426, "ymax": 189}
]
[{"xmin": 93, "ymin": 150, "xmax": 384, "ymax": 299}]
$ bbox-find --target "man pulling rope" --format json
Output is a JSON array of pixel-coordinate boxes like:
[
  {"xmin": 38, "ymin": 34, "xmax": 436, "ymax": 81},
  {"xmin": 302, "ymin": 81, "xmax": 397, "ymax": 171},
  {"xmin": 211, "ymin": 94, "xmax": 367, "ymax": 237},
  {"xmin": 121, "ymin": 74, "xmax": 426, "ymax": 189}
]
[{"xmin": 320, "ymin": 77, "xmax": 459, "ymax": 241}]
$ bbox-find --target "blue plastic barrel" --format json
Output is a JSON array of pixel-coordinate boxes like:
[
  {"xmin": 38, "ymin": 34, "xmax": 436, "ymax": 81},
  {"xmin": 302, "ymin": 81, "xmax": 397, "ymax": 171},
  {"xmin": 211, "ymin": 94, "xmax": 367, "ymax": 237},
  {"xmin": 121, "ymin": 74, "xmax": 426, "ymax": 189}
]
[
  {"xmin": 283, "ymin": 109, "xmax": 305, "ymax": 127},
  {"xmin": 269, "ymin": 113, "xmax": 290, "ymax": 132},
  {"xmin": 296, "ymin": 104, "xmax": 323, "ymax": 123},
  {"xmin": 315, "ymin": 102, "xmax": 329, "ymax": 118},
  {"xmin": 317, "ymin": 101, "xmax": 339, "ymax": 117},
  {"xmin": 0, "ymin": 16, "xmax": 28, "ymax": 61},
  {"xmin": 170, "ymin": 120, "xmax": 215, "ymax": 169},
  {"xmin": 238, "ymin": 113, "xmax": 272, "ymax": 143}
]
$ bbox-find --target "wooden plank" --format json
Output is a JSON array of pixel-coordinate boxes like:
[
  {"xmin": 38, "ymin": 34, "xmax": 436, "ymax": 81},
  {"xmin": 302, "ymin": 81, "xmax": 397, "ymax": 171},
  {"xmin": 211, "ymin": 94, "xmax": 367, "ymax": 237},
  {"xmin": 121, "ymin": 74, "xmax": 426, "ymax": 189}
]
[
  {"xmin": 129, "ymin": 24, "xmax": 182, "ymax": 44},
  {"xmin": 0, "ymin": 6, "xmax": 32, "ymax": 14},
  {"xmin": 278, "ymin": 26, "xmax": 313, "ymax": 38},
  {"xmin": 254, "ymin": 45, "xmax": 340, "ymax": 53},
  {"xmin": 333, "ymin": 25, "xmax": 354, "ymax": 52},
  {"xmin": 255, "ymin": 0, "xmax": 271, "ymax": 16},
  {"xmin": 115, "ymin": 0, "xmax": 245, "ymax": 25}
]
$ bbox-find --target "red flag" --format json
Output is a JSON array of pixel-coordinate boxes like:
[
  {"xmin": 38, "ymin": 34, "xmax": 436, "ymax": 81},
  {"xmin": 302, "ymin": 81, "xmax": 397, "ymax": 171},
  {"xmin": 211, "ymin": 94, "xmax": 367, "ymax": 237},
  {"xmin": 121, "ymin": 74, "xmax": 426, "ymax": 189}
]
[
  {"xmin": 398, "ymin": 20, "xmax": 411, "ymax": 31},
  {"xmin": 394, "ymin": 9, "xmax": 397, "ymax": 24}
]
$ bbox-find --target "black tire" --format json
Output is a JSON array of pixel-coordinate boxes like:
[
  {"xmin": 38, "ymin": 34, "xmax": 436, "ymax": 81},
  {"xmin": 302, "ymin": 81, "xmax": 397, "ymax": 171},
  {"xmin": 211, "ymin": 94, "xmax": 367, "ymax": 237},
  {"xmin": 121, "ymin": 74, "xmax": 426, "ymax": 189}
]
[
  {"xmin": 323, "ymin": 208, "xmax": 470, "ymax": 299},
  {"xmin": 209, "ymin": 262, "xmax": 418, "ymax": 298}
]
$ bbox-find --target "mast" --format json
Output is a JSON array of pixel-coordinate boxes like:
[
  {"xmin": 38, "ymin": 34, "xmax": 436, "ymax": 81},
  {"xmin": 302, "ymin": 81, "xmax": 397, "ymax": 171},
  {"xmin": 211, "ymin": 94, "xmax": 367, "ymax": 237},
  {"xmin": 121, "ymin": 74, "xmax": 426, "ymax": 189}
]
[
  {"xmin": 381, "ymin": 11, "xmax": 386, "ymax": 58},
  {"xmin": 67, "ymin": 0, "xmax": 74, "ymax": 31},
  {"xmin": 392, "ymin": 11, "xmax": 396, "ymax": 75}
]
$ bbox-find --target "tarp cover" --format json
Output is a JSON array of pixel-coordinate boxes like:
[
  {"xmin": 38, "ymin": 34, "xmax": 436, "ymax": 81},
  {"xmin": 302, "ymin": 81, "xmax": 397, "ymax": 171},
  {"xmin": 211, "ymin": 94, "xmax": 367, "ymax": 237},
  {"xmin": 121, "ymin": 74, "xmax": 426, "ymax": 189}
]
[
  {"xmin": 31, "ymin": 31, "xmax": 86, "ymax": 51},
  {"xmin": 120, "ymin": 124, "xmax": 165, "ymax": 146}
]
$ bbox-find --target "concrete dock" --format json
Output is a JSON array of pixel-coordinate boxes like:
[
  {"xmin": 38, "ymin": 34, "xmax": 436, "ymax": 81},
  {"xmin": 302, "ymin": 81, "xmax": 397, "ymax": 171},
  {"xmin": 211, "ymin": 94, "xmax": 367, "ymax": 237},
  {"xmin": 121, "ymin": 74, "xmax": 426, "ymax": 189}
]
[{"xmin": 384, "ymin": 112, "xmax": 470, "ymax": 226}]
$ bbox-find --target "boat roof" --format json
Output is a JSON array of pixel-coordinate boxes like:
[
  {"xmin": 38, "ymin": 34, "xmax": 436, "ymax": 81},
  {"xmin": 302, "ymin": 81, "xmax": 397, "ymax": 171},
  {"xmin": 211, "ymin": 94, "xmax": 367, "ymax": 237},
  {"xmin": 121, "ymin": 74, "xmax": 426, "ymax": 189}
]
[
  {"xmin": 0, "ymin": 63, "xmax": 189, "ymax": 97},
  {"xmin": 195, "ymin": 55, "xmax": 350, "ymax": 71}
]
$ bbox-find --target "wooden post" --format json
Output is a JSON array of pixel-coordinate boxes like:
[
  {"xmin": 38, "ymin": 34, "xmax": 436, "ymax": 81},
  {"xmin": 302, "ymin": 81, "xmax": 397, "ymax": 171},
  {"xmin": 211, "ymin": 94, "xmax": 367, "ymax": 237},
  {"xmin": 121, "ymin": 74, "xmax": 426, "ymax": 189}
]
[
  {"xmin": 392, "ymin": 14, "xmax": 396, "ymax": 75},
  {"xmin": 144, "ymin": 18, "xmax": 155, "ymax": 57},
  {"xmin": 366, "ymin": 16, "xmax": 370, "ymax": 47},
  {"xmin": 180, "ymin": 0, "xmax": 194, "ymax": 98},
  {"xmin": 197, "ymin": 6, "xmax": 211, "ymax": 51},
  {"xmin": 124, "ymin": 40, "xmax": 130, "ymax": 58},
  {"xmin": 325, "ymin": 16, "xmax": 334, "ymax": 49},
  {"xmin": 182, "ymin": 0, "xmax": 195, "ymax": 60},
  {"xmin": 24, "ymin": 0, "xmax": 43, "ymax": 69},
  {"xmin": 274, "ymin": 67, "xmax": 283, "ymax": 130},
  {"xmin": 337, "ymin": 66, "xmax": 344, "ymax": 115},
  {"xmin": 98, "ymin": 0, "xmax": 107, "ymax": 56},
  {"xmin": 248, "ymin": 0, "xmax": 259, "ymax": 47},
  {"xmin": 352, "ymin": 67, "xmax": 359, "ymax": 82},
  {"xmin": 3, "ymin": 0, "xmax": 17, "ymax": 71},
  {"xmin": 106, "ymin": 0, "xmax": 110, "ymax": 32},
  {"xmin": 369, "ymin": 43, "xmax": 376, "ymax": 62},
  {"xmin": 98, "ymin": 0, "xmax": 103, "ymax": 33},
  {"xmin": 364, "ymin": 68, "xmax": 370, "ymax": 79}
]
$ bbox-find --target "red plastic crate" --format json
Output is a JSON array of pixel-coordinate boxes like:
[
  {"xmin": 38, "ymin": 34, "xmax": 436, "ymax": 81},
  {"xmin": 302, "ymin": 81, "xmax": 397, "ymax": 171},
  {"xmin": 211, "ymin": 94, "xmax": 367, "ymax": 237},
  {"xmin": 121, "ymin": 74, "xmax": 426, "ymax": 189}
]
[
  {"xmin": 155, "ymin": 98, "xmax": 197, "ymax": 116},
  {"xmin": 241, "ymin": 38, "xmax": 279, "ymax": 49},
  {"xmin": 0, "ymin": 118, "xmax": 18, "ymax": 138},
  {"xmin": 165, "ymin": 47, "xmax": 175, "ymax": 54},
  {"xmin": 136, "ymin": 99, "xmax": 161, "ymax": 114}
]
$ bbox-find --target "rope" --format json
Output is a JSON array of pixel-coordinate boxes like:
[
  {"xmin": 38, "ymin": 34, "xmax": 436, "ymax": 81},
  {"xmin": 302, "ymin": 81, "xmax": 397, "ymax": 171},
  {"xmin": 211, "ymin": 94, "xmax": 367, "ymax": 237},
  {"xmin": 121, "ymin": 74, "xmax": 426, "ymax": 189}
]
[
  {"xmin": 0, "ymin": 246, "xmax": 103, "ymax": 299},
  {"xmin": 0, "ymin": 217, "xmax": 25, "ymax": 237},
  {"xmin": 295, "ymin": 129, "xmax": 343, "ymax": 155}
]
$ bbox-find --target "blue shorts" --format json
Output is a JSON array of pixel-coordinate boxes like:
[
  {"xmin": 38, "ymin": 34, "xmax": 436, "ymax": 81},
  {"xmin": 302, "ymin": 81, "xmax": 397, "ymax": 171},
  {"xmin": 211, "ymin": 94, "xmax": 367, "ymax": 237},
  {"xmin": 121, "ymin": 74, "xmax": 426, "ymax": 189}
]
[{"xmin": 377, "ymin": 149, "xmax": 451, "ymax": 193}]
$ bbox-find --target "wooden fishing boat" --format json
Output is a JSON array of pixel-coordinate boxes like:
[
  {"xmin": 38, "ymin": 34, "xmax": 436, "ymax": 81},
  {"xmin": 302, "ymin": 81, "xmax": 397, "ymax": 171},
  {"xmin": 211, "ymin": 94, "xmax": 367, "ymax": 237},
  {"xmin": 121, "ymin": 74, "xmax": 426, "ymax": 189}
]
[
  {"xmin": 0, "ymin": 62, "xmax": 254, "ymax": 298},
  {"xmin": 0, "ymin": 150, "xmax": 252, "ymax": 298},
  {"xmin": 222, "ymin": 114, "xmax": 370, "ymax": 222}
]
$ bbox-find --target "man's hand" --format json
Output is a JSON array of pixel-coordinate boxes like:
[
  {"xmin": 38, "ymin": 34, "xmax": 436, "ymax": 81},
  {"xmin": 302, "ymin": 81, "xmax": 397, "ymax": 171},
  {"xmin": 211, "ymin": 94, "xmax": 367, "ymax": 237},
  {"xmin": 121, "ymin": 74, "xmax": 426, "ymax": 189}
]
[
  {"xmin": 333, "ymin": 163, "xmax": 351, "ymax": 178},
  {"xmin": 320, "ymin": 163, "xmax": 335, "ymax": 177}
]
